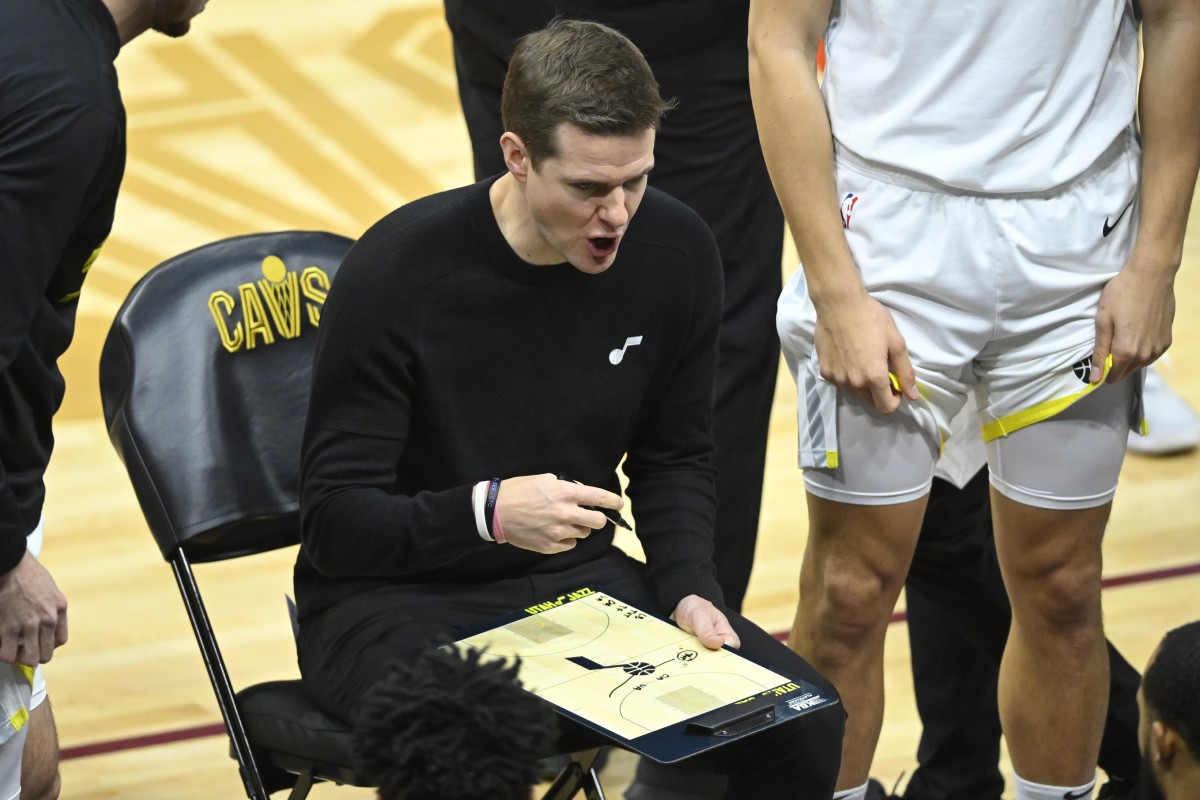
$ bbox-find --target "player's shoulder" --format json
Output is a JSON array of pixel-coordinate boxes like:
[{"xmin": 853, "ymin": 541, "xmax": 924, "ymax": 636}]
[{"xmin": 0, "ymin": 0, "xmax": 121, "ymax": 123}]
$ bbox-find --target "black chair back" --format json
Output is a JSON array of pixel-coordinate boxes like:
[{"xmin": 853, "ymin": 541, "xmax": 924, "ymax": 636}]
[
  {"xmin": 99, "ymin": 231, "xmax": 358, "ymax": 800},
  {"xmin": 100, "ymin": 230, "xmax": 350, "ymax": 562}
]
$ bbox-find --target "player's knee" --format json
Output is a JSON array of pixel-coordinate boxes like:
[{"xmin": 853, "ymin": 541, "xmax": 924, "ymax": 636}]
[
  {"xmin": 816, "ymin": 569, "xmax": 894, "ymax": 640},
  {"xmin": 1022, "ymin": 563, "xmax": 1103, "ymax": 634}
]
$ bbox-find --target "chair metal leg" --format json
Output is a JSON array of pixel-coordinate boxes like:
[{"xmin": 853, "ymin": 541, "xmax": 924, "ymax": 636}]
[
  {"xmin": 539, "ymin": 749, "xmax": 606, "ymax": 800},
  {"xmin": 580, "ymin": 766, "xmax": 606, "ymax": 800},
  {"xmin": 172, "ymin": 552, "xmax": 272, "ymax": 800},
  {"xmin": 286, "ymin": 770, "xmax": 315, "ymax": 800}
]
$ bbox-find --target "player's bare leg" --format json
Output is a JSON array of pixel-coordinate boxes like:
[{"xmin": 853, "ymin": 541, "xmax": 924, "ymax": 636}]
[
  {"xmin": 20, "ymin": 698, "xmax": 60, "ymax": 800},
  {"xmin": 993, "ymin": 491, "xmax": 1109, "ymax": 786},
  {"xmin": 789, "ymin": 493, "xmax": 928, "ymax": 790}
]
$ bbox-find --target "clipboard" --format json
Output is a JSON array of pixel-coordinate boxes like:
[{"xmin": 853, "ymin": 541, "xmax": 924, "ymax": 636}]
[{"xmin": 452, "ymin": 586, "xmax": 839, "ymax": 763}]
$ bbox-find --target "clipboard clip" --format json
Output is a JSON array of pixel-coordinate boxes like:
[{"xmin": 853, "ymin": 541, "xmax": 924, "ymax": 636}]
[{"xmin": 685, "ymin": 695, "xmax": 776, "ymax": 738}]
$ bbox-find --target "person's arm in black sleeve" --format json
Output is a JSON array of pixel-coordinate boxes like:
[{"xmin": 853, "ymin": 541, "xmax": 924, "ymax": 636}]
[
  {"xmin": 0, "ymin": 104, "xmax": 120, "ymax": 663},
  {"xmin": 0, "ymin": 105, "xmax": 120, "ymax": 573},
  {"xmin": 298, "ymin": 228, "xmax": 492, "ymax": 578},
  {"xmin": 301, "ymin": 427, "xmax": 487, "ymax": 577}
]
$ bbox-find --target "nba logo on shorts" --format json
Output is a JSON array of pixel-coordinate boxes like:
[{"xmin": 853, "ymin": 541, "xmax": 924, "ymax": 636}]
[{"xmin": 840, "ymin": 193, "xmax": 859, "ymax": 229}]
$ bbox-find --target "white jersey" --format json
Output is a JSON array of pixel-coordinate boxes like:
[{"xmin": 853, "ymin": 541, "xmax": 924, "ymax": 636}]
[{"xmin": 823, "ymin": 0, "xmax": 1139, "ymax": 193}]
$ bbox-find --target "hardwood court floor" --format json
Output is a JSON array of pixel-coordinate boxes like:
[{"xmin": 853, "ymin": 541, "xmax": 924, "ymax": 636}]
[{"xmin": 40, "ymin": 2, "xmax": 1200, "ymax": 797}]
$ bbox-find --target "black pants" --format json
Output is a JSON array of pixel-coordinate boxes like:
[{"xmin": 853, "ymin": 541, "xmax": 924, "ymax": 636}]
[
  {"xmin": 902, "ymin": 470, "xmax": 1143, "ymax": 800},
  {"xmin": 297, "ymin": 550, "xmax": 844, "ymax": 800},
  {"xmin": 443, "ymin": 0, "xmax": 783, "ymax": 613}
]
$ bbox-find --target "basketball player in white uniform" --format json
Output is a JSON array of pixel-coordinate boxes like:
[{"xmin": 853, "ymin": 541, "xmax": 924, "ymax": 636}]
[{"xmin": 749, "ymin": 2, "xmax": 1200, "ymax": 800}]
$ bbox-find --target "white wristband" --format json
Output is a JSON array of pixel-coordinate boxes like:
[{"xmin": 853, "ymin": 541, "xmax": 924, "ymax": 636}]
[{"xmin": 472, "ymin": 480, "xmax": 493, "ymax": 541}]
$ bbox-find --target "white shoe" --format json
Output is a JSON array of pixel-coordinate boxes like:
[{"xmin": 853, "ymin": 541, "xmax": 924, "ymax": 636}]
[{"xmin": 1127, "ymin": 365, "xmax": 1200, "ymax": 455}]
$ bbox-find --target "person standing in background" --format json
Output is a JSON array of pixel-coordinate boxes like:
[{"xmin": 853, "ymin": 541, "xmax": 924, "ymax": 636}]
[
  {"xmin": 750, "ymin": 2, "xmax": 1200, "ymax": 800},
  {"xmin": 0, "ymin": 0, "xmax": 212, "ymax": 796}
]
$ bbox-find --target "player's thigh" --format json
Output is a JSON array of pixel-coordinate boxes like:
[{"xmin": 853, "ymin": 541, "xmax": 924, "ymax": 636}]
[
  {"xmin": 802, "ymin": 373, "xmax": 945, "ymax": 498},
  {"xmin": 801, "ymin": 394, "xmax": 938, "ymax": 604},
  {"xmin": 0, "ymin": 663, "xmax": 37, "ymax": 800},
  {"xmin": 20, "ymin": 698, "xmax": 58, "ymax": 800},
  {"xmin": 987, "ymin": 379, "xmax": 1134, "ymax": 513},
  {"xmin": 987, "ymin": 382, "xmax": 1133, "ymax": 610},
  {"xmin": 0, "ymin": 725, "xmax": 25, "ymax": 800}
]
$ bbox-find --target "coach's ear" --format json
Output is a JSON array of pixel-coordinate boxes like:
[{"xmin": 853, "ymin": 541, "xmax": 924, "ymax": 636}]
[{"xmin": 500, "ymin": 131, "xmax": 531, "ymax": 183}]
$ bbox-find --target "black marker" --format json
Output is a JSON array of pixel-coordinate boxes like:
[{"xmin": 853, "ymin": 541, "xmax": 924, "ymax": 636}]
[{"xmin": 557, "ymin": 474, "xmax": 634, "ymax": 531}]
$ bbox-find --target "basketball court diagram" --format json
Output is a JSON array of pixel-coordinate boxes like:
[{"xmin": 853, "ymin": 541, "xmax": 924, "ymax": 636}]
[{"xmin": 455, "ymin": 590, "xmax": 793, "ymax": 740}]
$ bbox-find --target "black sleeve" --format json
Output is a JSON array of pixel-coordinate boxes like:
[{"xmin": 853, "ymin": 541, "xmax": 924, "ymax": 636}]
[
  {"xmin": 623, "ymin": 220, "xmax": 726, "ymax": 613},
  {"xmin": 300, "ymin": 427, "xmax": 488, "ymax": 577},
  {"xmin": 0, "ymin": 104, "xmax": 122, "ymax": 573},
  {"xmin": 298, "ymin": 228, "xmax": 490, "ymax": 578}
]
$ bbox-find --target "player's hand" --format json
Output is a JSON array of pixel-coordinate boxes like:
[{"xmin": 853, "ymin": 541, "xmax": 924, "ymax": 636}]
[
  {"xmin": 0, "ymin": 551, "xmax": 68, "ymax": 667},
  {"xmin": 670, "ymin": 595, "xmax": 740, "ymax": 651},
  {"xmin": 1091, "ymin": 254, "xmax": 1176, "ymax": 384},
  {"xmin": 495, "ymin": 474, "xmax": 624, "ymax": 554},
  {"xmin": 813, "ymin": 290, "xmax": 918, "ymax": 413}
]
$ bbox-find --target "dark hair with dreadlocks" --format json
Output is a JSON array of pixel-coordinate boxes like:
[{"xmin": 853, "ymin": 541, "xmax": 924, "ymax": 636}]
[
  {"xmin": 1143, "ymin": 620, "xmax": 1200, "ymax": 758},
  {"xmin": 353, "ymin": 646, "xmax": 558, "ymax": 800}
]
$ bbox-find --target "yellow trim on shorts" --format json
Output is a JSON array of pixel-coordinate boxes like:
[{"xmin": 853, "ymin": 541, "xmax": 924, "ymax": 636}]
[
  {"xmin": 7, "ymin": 707, "xmax": 28, "ymax": 734},
  {"xmin": 17, "ymin": 666, "xmax": 34, "ymax": 686},
  {"xmin": 826, "ymin": 451, "xmax": 839, "ymax": 469},
  {"xmin": 888, "ymin": 373, "xmax": 944, "ymax": 453},
  {"xmin": 980, "ymin": 355, "xmax": 1113, "ymax": 443},
  {"xmin": 888, "ymin": 372, "xmax": 933, "ymax": 401}
]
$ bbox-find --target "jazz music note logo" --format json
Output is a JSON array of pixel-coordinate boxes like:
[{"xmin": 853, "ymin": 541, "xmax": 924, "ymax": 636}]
[{"xmin": 609, "ymin": 335, "xmax": 643, "ymax": 365}]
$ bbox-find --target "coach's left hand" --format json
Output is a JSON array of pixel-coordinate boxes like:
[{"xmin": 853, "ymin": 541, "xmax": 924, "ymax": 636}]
[{"xmin": 671, "ymin": 594, "xmax": 741, "ymax": 650}]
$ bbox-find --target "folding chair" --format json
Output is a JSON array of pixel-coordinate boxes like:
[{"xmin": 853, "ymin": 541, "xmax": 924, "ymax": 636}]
[
  {"xmin": 99, "ymin": 231, "xmax": 361, "ymax": 799},
  {"xmin": 99, "ymin": 231, "xmax": 608, "ymax": 799}
]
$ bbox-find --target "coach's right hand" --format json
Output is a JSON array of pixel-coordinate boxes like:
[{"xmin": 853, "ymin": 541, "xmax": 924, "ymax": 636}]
[{"xmin": 496, "ymin": 474, "xmax": 624, "ymax": 554}]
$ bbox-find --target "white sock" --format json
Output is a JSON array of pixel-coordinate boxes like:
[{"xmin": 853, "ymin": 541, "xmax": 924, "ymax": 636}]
[
  {"xmin": 832, "ymin": 781, "xmax": 870, "ymax": 800},
  {"xmin": 1013, "ymin": 772, "xmax": 1097, "ymax": 800}
]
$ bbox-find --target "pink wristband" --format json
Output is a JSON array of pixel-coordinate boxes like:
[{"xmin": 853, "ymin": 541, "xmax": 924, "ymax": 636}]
[{"xmin": 491, "ymin": 503, "xmax": 507, "ymax": 544}]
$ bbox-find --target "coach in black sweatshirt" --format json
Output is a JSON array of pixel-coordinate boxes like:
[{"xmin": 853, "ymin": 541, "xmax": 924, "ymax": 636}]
[{"xmin": 295, "ymin": 19, "xmax": 844, "ymax": 800}]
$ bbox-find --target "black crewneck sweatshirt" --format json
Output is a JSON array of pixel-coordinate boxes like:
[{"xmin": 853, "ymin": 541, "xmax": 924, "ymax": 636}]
[{"xmin": 296, "ymin": 177, "xmax": 726, "ymax": 620}]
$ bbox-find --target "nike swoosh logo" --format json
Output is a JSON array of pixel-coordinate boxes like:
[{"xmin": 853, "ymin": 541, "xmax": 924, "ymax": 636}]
[
  {"xmin": 1062, "ymin": 790, "xmax": 1090, "ymax": 799},
  {"xmin": 1103, "ymin": 199, "xmax": 1134, "ymax": 237}
]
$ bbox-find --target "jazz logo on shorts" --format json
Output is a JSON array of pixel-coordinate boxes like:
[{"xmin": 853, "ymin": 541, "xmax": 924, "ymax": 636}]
[
  {"xmin": 840, "ymin": 192, "xmax": 860, "ymax": 229},
  {"xmin": 207, "ymin": 255, "xmax": 331, "ymax": 354}
]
